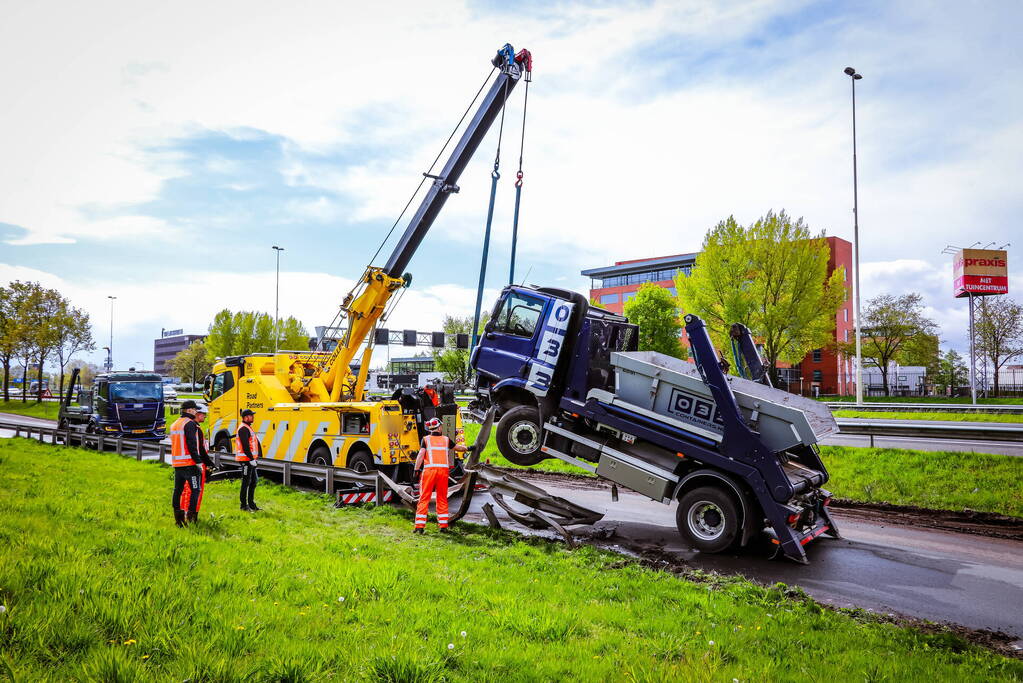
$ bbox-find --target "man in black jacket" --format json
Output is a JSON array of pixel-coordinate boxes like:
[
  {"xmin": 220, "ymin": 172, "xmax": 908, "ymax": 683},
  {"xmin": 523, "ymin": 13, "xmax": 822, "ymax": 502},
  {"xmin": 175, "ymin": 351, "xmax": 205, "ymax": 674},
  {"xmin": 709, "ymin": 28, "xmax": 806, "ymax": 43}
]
[{"xmin": 234, "ymin": 409, "xmax": 262, "ymax": 511}]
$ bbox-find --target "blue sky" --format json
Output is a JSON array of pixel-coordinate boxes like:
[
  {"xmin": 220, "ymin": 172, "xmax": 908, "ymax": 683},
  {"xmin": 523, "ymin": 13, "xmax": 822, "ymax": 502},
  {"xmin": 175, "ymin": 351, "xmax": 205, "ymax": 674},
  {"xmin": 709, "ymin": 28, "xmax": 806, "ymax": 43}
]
[{"xmin": 1, "ymin": 0, "xmax": 1021, "ymax": 371}]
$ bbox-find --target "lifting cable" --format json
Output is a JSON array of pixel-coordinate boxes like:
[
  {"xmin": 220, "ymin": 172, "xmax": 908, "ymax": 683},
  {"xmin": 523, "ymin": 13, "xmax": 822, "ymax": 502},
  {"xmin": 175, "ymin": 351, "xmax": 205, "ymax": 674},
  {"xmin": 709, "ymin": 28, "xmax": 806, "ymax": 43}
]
[
  {"xmin": 509, "ymin": 67, "xmax": 530, "ymax": 285},
  {"xmin": 300, "ymin": 66, "xmax": 498, "ymax": 376},
  {"xmin": 470, "ymin": 76, "xmax": 511, "ymax": 348}
]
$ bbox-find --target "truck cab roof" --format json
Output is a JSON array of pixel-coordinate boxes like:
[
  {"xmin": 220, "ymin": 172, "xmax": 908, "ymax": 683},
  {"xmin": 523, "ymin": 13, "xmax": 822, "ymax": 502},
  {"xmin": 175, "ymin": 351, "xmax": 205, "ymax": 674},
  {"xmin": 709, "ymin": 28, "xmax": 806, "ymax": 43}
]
[{"xmin": 95, "ymin": 372, "xmax": 162, "ymax": 382}]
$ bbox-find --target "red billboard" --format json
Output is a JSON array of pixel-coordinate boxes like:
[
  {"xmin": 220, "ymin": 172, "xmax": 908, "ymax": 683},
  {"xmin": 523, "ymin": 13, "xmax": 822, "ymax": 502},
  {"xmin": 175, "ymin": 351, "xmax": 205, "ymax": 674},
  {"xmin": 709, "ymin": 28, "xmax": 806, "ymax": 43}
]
[{"xmin": 953, "ymin": 248, "xmax": 1008, "ymax": 298}]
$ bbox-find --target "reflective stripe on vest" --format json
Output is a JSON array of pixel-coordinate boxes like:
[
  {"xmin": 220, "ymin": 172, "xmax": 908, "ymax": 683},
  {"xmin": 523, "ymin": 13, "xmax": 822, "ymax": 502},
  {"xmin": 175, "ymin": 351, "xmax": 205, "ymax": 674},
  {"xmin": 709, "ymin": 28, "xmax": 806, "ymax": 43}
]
[
  {"xmin": 170, "ymin": 417, "xmax": 196, "ymax": 467},
  {"xmin": 423, "ymin": 434, "xmax": 449, "ymax": 468},
  {"xmin": 234, "ymin": 426, "xmax": 259, "ymax": 462}
]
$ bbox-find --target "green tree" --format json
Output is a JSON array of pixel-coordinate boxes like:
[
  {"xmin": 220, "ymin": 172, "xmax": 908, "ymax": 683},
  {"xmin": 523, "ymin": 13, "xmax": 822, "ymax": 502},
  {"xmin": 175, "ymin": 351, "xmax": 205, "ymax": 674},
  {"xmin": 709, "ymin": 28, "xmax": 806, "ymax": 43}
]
[
  {"xmin": 0, "ymin": 285, "xmax": 16, "ymax": 402},
  {"xmin": 843, "ymin": 293, "xmax": 939, "ymax": 396},
  {"xmin": 975, "ymin": 296, "xmax": 1023, "ymax": 396},
  {"xmin": 206, "ymin": 310, "xmax": 309, "ymax": 356},
  {"xmin": 278, "ymin": 316, "xmax": 310, "ymax": 351},
  {"xmin": 933, "ymin": 349, "xmax": 968, "ymax": 396},
  {"xmin": 623, "ymin": 283, "xmax": 687, "ymax": 359},
  {"xmin": 204, "ymin": 309, "xmax": 238, "ymax": 358},
  {"xmin": 677, "ymin": 211, "xmax": 845, "ymax": 383},
  {"xmin": 431, "ymin": 315, "xmax": 478, "ymax": 384},
  {"xmin": 51, "ymin": 302, "xmax": 95, "ymax": 399},
  {"xmin": 169, "ymin": 340, "xmax": 214, "ymax": 386}
]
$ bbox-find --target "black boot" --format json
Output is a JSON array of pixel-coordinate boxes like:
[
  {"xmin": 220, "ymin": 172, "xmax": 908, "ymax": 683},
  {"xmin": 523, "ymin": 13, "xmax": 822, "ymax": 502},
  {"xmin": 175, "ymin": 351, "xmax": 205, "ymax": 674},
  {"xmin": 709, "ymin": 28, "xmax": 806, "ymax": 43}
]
[
  {"xmin": 247, "ymin": 503, "xmax": 261, "ymax": 511},
  {"xmin": 412, "ymin": 528, "xmax": 424, "ymax": 535},
  {"xmin": 174, "ymin": 509, "xmax": 186, "ymax": 527}
]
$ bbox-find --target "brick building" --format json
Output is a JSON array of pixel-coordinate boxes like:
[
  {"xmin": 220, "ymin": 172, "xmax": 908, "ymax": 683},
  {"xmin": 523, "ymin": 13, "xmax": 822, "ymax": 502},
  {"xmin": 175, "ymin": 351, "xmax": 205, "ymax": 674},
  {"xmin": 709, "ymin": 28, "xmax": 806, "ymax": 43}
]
[{"xmin": 582, "ymin": 237, "xmax": 855, "ymax": 396}]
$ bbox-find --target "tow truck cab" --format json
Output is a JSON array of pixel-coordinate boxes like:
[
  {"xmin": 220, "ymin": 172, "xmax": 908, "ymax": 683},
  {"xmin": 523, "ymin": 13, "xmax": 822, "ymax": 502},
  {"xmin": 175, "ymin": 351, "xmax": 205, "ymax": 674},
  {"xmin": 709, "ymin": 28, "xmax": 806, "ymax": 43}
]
[{"xmin": 59, "ymin": 368, "xmax": 166, "ymax": 440}]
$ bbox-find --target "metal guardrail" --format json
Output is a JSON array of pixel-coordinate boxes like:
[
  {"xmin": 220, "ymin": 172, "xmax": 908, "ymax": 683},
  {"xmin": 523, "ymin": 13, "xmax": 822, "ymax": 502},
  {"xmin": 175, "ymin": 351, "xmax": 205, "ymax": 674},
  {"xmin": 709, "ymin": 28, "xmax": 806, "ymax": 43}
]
[
  {"xmin": 834, "ymin": 418, "xmax": 1023, "ymax": 445},
  {"xmin": 0, "ymin": 418, "xmax": 418, "ymax": 501},
  {"xmin": 827, "ymin": 402, "xmax": 1023, "ymax": 415}
]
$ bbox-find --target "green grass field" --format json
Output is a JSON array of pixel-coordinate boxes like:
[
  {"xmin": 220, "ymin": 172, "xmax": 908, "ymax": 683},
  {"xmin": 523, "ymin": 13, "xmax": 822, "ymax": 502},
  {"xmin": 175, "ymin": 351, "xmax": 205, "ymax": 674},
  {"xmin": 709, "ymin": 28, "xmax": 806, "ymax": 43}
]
[
  {"xmin": 463, "ymin": 424, "xmax": 1023, "ymax": 518},
  {"xmin": 824, "ymin": 395, "xmax": 1023, "ymax": 405},
  {"xmin": 821, "ymin": 446, "xmax": 1023, "ymax": 516},
  {"xmin": 0, "ymin": 400, "xmax": 59, "ymax": 421},
  {"xmin": 833, "ymin": 409, "xmax": 1023, "ymax": 423},
  {"xmin": 1, "ymin": 439, "xmax": 1020, "ymax": 682}
]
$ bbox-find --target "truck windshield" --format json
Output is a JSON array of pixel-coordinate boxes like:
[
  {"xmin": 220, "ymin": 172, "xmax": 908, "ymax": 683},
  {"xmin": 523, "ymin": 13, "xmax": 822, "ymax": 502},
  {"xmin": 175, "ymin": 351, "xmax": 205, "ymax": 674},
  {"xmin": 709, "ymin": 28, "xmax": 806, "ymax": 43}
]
[{"xmin": 109, "ymin": 382, "xmax": 163, "ymax": 402}]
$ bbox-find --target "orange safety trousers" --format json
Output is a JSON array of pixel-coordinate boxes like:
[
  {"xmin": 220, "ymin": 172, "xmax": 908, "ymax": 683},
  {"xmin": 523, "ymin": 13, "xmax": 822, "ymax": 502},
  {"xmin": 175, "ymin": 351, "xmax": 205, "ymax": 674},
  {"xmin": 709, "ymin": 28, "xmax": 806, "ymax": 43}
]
[
  {"xmin": 415, "ymin": 467, "xmax": 449, "ymax": 529},
  {"xmin": 180, "ymin": 464, "xmax": 208, "ymax": 513}
]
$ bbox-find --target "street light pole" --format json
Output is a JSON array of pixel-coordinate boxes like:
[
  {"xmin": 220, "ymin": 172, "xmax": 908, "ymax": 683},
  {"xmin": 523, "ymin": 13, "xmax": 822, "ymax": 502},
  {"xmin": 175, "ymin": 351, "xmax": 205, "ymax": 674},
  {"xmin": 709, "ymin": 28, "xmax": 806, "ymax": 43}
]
[
  {"xmin": 272, "ymin": 246, "xmax": 285, "ymax": 353},
  {"xmin": 107, "ymin": 296, "xmax": 116, "ymax": 372},
  {"xmin": 844, "ymin": 67, "xmax": 864, "ymax": 405}
]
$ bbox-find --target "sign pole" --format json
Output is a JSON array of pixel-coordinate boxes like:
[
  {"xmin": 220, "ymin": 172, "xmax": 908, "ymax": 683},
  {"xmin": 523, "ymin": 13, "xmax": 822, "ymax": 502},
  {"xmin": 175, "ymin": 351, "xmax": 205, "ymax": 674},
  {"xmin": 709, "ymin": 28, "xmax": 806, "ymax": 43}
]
[{"xmin": 968, "ymin": 292, "xmax": 977, "ymax": 405}]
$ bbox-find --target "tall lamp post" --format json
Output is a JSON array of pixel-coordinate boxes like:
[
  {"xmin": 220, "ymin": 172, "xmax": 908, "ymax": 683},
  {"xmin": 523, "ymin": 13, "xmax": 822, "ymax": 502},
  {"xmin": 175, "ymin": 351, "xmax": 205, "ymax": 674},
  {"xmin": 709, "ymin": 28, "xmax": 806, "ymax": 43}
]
[
  {"xmin": 272, "ymin": 246, "xmax": 285, "ymax": 353},
  {"xmin": 844, "ymin": 66, "xmax": 864, "ymax": 404},
  {"xmin": 107, "ymin": 295, "xmax": 117, "ymax": 372}
]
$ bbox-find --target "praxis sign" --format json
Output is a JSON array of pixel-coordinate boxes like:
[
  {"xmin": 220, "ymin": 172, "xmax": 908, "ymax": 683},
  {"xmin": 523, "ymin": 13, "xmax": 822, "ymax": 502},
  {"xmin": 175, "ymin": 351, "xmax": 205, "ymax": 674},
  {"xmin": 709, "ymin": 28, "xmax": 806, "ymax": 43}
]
[{"xmin": 953, "ymin": 248, "xmax": 1008, "ymax": 298}]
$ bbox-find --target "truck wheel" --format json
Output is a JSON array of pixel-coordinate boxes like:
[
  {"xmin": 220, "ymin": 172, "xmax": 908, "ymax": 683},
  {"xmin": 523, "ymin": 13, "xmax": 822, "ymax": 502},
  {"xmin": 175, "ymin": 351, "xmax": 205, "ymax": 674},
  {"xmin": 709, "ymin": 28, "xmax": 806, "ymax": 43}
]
[
  {"xmin": 495, "ymin": 406, "xmax": 546, "ymax": 466},
  {"xmin": 676, "ymin": 486, "xmax": 741, "ymax": 554},
  {"xmin": 309, "ymin": 445, "xmax": 333, "ymax": 468},
  {"xmin": 345, "ymin": 449, "xmax": 374, "ymax": 474}
]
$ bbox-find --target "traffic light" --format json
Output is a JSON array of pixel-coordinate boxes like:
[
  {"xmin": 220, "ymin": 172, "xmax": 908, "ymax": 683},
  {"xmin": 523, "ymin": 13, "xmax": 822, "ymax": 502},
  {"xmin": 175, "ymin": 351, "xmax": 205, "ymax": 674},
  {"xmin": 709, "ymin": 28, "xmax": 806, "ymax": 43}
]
[
  {"xmin": 374, "ymin": 328, "xmax": 390, "ymax": 345},
  {"xmin": 431, "ymin": 331, "xmax": 445, "ymax": 348},
  {"xmin": 455, "ymin": 333, "xmax": 469, "ymax": 349},
  {"xmin": 403, "ymin": 330, "xmax": 417, "ymax": 346}
]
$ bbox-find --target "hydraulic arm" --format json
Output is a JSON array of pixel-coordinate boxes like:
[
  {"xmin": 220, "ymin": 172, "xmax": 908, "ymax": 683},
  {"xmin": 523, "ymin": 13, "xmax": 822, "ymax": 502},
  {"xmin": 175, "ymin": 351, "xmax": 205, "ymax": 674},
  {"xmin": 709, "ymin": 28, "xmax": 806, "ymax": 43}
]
[{"xmin": 311, "ymin": 44, "xmax": 531, "ymax": 402}]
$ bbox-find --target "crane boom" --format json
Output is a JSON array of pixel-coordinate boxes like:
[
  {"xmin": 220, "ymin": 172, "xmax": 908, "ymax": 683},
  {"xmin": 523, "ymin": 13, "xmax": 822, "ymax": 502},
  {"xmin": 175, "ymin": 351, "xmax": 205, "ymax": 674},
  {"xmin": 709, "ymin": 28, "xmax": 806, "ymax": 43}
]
[{"xmin": 315, "ymin": 44, "xmax": 530, "ymax": 401}]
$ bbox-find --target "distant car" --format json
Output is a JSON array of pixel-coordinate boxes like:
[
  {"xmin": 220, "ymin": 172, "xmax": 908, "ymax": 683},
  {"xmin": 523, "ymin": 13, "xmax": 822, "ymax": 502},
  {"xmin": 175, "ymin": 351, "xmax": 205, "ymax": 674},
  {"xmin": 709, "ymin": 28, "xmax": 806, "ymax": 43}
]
[{"xmin": 163, "ymin": 385, "xmax": 178, "ymax": 400}]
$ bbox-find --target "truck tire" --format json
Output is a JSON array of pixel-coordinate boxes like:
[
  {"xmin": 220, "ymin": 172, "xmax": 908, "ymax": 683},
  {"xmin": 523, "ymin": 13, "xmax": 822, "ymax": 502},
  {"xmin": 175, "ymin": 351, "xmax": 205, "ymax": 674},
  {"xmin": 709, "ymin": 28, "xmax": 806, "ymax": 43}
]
[
  {"xmin": 309, "ymin": 445, "xmax": 333, "ymax": 468},
  {"xmin": 495, "ymin": 406, "xmax": 546, "ymax": 466},
  {"xmin": 345, "ymin": 448, "xmax": 374, "ymax": 474},
  {"xmin": 676, "ymin": 486, "xmax": 741, "ymax": 554}
]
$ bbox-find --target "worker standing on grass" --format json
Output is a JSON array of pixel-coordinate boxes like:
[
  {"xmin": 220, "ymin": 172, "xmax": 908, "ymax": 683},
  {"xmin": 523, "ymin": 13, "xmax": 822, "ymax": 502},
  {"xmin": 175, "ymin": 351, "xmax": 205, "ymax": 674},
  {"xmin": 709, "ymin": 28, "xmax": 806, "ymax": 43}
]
[
  {"xmin": 235, "ymin": 409, "xmax": 262, "ymax": 512},
  {"xmin": 169, "ymin": 400, "xmax": 215, "ymax": 526},
  {"xmin": 413, "ymin": 417, "xmax": 467, "ymax": 534}
]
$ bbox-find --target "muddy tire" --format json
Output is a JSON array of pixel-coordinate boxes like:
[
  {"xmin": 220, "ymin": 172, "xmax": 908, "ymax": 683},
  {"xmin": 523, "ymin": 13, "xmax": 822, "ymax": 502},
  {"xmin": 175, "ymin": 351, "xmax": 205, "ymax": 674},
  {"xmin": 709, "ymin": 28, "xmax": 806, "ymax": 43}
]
[
  {"xmin": 676, "ymin": 486, "xmax": 741, "ymax": 554},
  {"xmin": 495, "ymin": 406, "xmax": 546, "ymax": 466}
]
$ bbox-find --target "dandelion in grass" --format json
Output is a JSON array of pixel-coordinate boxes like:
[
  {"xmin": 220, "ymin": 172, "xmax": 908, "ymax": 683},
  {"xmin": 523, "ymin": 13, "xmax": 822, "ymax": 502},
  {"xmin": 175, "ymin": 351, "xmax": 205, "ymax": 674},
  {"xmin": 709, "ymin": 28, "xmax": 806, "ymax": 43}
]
[
  {"xmin": 124, "ymin": 639, "xmax": 136, "ymax": 645},
  {"xmin": 0, "ymin": 605, "xmax": 6, "ymax": 615},
  {"xmin": 141, "ymin": 655, "xmax": 150, "ymax": 660},
  {"xmin": 460, "ymin": 630, "xmax": 466, "ymax": 638},
  {"xmin": 447, "ymin": 643, "xmax": 454, "ymax": 650},
  {"xmin": 236, "ymin": 626, "xmax": 245, "ymax": 630},
  {"xmin": 338, "ymin": 596, "xmax": 345, "ymax": 603},
  {"xmin": 708, "ymin": 641, "xmax": 715, "ymax": 646}
]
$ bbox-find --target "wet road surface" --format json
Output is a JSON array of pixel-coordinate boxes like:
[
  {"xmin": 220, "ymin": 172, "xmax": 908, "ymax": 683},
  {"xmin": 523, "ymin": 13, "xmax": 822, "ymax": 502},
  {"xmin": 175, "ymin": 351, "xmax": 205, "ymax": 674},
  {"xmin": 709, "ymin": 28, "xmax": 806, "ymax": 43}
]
[{"xmin": 459, "ymin": 473, "xmax": 1023, "ymax": 638}]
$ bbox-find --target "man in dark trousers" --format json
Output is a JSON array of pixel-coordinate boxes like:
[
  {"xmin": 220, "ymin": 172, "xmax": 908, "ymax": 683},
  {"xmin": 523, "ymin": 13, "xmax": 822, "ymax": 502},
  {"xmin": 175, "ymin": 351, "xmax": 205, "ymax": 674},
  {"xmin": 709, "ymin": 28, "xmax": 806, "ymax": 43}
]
[
  {"xmin": 234, "ymin": 409, "xmax": 262, "ymax": 511},
  {"xmin": 169, "ymin": 400, "xmax": 216, "ymax": 526}
]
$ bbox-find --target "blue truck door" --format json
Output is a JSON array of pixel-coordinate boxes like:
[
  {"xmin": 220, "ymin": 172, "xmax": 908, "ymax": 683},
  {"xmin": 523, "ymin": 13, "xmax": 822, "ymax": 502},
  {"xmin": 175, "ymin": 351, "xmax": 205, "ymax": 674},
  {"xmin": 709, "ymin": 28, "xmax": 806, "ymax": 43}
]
[
  {"xmin": 524, "ymin": 298, "xmax": 574, "ymax": 397},
  {"xmin": 475, "ymin": 290, "xmax": 548, "ymax": 383}
]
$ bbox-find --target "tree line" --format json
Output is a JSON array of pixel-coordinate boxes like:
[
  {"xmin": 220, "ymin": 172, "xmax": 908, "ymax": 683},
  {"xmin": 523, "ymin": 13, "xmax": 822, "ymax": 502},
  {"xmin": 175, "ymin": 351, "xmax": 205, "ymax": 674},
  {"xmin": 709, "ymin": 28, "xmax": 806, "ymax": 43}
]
[
  {"xmin": 0, "ymin": 281, "xmax": 95, "ymax": 402},
  {"xmin": 167, "ymin": 309, "xmax": 309, "ymax": 384}
]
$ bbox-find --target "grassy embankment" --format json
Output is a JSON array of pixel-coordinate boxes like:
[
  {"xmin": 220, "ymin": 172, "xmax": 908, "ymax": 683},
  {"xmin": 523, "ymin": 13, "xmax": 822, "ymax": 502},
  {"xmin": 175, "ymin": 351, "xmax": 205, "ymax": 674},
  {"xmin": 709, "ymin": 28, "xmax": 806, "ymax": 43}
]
[
  {"xmin": 824, "ymin": 395, "xmax": 1023, "ymax": 405},
  {"xmin": 463, "ymin": 424, "xmax": 1023, "ymax": 518},
  {"xmin": 1, "ymin": 439, "xmax": 1020, "ymax": 681},
  {"xmin": 833, "ymin": 409, "xmax": 1023, "ymax": 423},
  {"xmin": 0, "ymin": 401, "xmax": 184, "ymax": 427}
]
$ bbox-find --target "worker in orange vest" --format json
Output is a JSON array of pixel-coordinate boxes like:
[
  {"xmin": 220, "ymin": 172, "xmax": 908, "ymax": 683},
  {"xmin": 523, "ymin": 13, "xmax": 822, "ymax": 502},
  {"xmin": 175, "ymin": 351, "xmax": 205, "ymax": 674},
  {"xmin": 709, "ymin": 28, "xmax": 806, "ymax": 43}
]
[
  {"xmin": 412, "ymin": 417, "xmax": 466, "ymax": 533},
  {"xmin": 169, "ymin": 400, "xmax": 215, "ymax": 526},
  {"xmin": 235, "ymin": 408, "xmax": 262, "ymax": 511}
]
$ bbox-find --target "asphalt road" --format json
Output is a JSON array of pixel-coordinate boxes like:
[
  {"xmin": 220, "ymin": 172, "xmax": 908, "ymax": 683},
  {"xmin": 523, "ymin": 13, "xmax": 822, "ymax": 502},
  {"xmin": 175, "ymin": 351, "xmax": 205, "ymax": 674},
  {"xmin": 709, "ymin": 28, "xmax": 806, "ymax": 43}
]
[
  {"xmin": 459, "ymin": 473, "xmax": 1023, "ymax": 639},
  {"xmin": 4, "ymin": 410, "xmax": 1022, "ymax": 639}
]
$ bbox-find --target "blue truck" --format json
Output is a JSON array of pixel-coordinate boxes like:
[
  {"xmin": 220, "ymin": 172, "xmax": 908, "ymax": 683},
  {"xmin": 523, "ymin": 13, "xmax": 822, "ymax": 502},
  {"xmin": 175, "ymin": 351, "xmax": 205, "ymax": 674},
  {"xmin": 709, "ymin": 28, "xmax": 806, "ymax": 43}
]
[
  {"xmin": 469, "ymin": 286, "xmax": 840, "ymax": 563},
  {"xmin": 59, "ymin": 367, "xmax": 167, "ymax": 440}
]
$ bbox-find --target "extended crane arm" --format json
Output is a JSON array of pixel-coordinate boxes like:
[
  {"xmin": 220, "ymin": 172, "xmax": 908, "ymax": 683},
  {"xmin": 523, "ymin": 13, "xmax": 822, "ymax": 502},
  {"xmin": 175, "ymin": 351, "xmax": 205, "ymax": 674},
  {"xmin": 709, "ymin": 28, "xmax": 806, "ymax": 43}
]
[{"xmin": 317, "ymin": 45, "xmax": 531, "ymax": 401}]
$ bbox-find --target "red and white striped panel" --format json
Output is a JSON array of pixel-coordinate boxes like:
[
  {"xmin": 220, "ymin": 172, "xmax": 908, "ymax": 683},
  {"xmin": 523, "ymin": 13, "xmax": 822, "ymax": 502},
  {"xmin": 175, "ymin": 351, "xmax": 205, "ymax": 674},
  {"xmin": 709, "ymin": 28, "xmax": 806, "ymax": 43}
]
[{"xmin": 336, "ymin": 490, "xmax": 394, "ymax": 505}]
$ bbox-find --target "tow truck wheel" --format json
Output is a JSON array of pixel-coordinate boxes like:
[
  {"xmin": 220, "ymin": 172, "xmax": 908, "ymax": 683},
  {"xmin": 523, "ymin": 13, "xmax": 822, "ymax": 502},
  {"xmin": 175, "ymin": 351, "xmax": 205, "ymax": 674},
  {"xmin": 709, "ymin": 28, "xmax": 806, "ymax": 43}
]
[
  {"xmin": 676, "ymin": 486, "xmax": 740, "ymax": 554},
  {"xmin": 346, "ymin": 449, "xmax": 374, "ymax": 474},
  {"xmin": 495, "ymin": 405, "xmax": 546, "ymax": 466}
]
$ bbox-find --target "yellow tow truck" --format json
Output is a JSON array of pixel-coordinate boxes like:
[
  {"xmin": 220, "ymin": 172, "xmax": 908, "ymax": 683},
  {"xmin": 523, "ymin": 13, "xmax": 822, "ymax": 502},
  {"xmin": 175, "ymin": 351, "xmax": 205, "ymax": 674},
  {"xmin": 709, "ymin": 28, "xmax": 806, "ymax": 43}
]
[{"xmin": 202, "ymin": 44, "xmax": 531, "ymax": 478}]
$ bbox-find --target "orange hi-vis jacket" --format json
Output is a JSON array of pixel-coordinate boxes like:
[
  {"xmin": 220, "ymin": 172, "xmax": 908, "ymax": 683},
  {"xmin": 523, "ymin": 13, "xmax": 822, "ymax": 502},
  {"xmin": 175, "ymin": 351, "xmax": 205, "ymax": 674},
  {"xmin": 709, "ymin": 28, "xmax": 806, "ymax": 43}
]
[
  {"xmin": 235, "ymin": 425, "xmax": 260, "ymax": 462},
  {"xmin": 422, "ymin": 434, "xmax": 451, "ymax": 469},
  {"xmin": 170, "ymin": 416, "xmax": 195, "ymax": 467}
]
